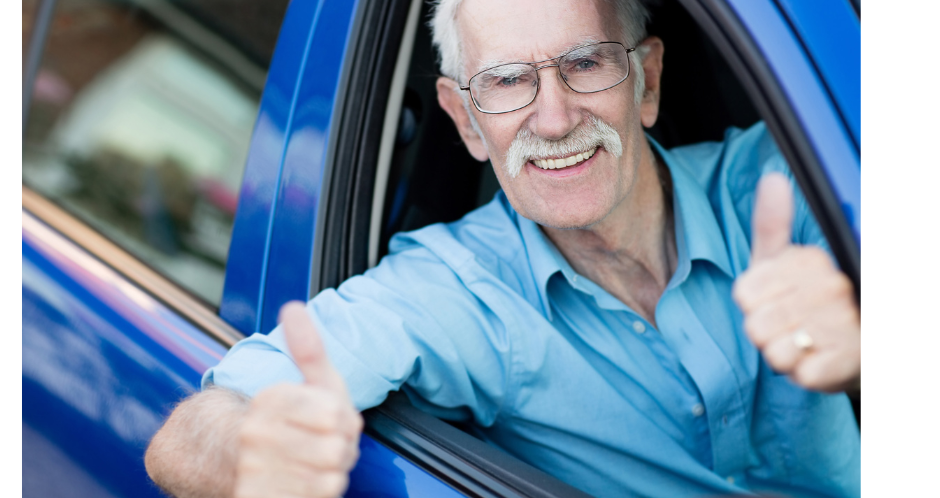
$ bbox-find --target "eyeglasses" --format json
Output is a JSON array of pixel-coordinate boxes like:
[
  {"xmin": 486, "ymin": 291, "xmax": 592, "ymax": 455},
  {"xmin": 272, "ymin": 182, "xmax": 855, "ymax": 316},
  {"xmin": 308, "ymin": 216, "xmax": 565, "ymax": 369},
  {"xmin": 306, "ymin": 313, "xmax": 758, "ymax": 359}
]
[{"xmin": 459, "ymin": 41, "xmax": 636, "ymax": 114}]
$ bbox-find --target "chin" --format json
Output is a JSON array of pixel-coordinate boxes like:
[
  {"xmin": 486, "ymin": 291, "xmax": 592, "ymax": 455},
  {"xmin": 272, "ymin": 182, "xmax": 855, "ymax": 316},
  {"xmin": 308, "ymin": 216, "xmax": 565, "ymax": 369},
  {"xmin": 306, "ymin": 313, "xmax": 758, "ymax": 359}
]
[{"xmin": 519, "ymin": 200, "xmax": 613, "ymax": 230}]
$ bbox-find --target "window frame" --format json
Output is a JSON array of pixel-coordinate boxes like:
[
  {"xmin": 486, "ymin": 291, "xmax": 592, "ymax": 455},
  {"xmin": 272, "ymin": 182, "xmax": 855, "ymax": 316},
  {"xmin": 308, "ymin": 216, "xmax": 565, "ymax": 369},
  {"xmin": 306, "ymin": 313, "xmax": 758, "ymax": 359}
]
[{"xmin": 310, "ymin": 0, "xmax": 861, "ymax": 492}]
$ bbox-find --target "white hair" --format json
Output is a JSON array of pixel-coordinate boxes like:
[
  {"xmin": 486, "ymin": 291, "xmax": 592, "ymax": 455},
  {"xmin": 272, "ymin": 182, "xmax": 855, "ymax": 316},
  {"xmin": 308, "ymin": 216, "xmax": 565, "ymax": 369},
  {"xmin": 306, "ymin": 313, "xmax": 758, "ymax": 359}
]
[{"xmin": 429, "ymin": 0, "xmax": 652, "ymax": 105}]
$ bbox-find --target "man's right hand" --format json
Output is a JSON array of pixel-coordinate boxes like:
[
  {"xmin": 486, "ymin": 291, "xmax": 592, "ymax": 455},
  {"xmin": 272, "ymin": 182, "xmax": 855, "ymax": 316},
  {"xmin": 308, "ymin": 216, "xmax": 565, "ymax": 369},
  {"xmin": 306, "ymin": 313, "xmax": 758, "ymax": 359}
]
[{"xmin": 234, "ymin": 301, "xmax": 363, "ymax": 498}]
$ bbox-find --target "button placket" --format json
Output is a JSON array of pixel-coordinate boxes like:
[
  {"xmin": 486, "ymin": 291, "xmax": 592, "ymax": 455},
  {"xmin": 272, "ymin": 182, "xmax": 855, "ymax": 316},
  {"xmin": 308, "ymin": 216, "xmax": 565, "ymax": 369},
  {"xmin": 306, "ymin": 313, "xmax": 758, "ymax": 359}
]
[{"xmin": 657, "ymin": 289, "xmax": 752, "ymax": 477}]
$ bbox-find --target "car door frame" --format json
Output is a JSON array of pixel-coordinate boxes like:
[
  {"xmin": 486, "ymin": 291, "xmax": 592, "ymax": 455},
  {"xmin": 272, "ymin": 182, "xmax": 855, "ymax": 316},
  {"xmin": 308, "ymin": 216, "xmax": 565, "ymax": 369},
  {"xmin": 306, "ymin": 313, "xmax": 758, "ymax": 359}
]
[{"xmin": 297, "ymin": 0, "xmax": 862, "ymax": 490}]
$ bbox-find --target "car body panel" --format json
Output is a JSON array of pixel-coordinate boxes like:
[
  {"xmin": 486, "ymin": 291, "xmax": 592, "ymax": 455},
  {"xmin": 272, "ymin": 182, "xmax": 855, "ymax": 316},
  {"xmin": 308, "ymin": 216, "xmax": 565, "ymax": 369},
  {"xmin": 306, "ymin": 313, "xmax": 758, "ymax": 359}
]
[
  {"xmin": 220, "ymin": 0, "xmax": 362, "ymax": 336},
  {"xmin": 774, "ymin": 0, "xmax": 860, "ymax": 147},
  {"xmin": 259, "ymin": 0, "xmax": 361, "ymax": 335},
  {"xmin": 725, "ymin": 0, "xmax": 861, "ymax": 240},
  {"xmin": 23, "ymin": 212, "xmax": 221, "ymax": 497},
  {"xmin": 220, "ymin": 0, "xmax": 323, "ymax": 335},
  {"xmin": 23, "ymin": 209, "xmax": 461, "ymax": 498}
]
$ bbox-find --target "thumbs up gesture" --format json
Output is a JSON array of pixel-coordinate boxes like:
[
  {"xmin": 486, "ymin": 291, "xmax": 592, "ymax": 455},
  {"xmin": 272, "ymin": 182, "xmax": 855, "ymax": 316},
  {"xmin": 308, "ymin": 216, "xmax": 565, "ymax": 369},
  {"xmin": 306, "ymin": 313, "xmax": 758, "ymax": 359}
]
[
  {"xmin": 732, "ymin": 173, "xmax": 860, "ymax": 393},
  {"xmin": 234, "ymin": 302, "xmax": 363, "ymax": 498}
]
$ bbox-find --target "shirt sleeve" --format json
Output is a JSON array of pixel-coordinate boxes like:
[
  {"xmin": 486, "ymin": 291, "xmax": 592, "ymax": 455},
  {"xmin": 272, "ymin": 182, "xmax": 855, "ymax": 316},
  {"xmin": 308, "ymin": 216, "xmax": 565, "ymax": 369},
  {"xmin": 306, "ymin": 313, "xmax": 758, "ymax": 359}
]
[{"xmin": 202, "ymin": 240, "xmax": 513, "ymax": 427}]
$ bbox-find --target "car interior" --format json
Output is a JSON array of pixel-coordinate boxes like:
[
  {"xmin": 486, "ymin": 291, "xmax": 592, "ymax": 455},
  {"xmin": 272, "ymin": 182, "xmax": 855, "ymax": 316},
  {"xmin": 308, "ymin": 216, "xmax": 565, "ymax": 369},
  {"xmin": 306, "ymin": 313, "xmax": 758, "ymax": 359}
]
[
  {"xmin": 338, "ymin": 1, "xmax": 860, "ymax": 493},
  {"xmin": 374, "ymin": 0, "xmax": 761, "ymax": 264}
]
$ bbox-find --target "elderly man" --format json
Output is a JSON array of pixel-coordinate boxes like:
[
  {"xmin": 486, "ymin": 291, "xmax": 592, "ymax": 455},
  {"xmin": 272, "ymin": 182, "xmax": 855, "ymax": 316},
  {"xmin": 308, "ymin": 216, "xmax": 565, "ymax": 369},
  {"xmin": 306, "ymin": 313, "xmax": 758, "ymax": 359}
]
[{"xmin": 145, "ymin": 0, "xmax": 861, "ymax": 496}]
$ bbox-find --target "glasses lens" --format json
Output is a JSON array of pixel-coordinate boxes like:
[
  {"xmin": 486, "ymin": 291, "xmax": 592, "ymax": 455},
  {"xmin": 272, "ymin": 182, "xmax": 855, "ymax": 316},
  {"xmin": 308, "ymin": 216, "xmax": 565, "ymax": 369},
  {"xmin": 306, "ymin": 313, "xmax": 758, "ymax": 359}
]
[
  {"xmin": 469, "ymin": 64, "xmax": 538, "ymax": 113},
  {"xmin": 560, "ymin": 43, "xmax": 630, "ymax": 93}
]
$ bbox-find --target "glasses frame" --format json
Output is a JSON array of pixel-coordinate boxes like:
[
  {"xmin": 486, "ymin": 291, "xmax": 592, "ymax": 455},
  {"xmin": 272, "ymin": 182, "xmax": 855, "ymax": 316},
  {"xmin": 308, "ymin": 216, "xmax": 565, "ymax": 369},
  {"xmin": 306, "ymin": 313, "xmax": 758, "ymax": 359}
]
[{"xmin": 458, "ymin": 41, "xmax": 637, "ymax": 115}]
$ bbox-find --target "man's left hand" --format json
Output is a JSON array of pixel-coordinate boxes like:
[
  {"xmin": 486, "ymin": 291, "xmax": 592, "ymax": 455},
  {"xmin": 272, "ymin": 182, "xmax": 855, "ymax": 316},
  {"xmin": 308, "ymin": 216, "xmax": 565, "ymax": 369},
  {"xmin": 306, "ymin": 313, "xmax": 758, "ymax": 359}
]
[{"xmin": 732, "ymin": 173, "xmax": 860, "ymax": 393}]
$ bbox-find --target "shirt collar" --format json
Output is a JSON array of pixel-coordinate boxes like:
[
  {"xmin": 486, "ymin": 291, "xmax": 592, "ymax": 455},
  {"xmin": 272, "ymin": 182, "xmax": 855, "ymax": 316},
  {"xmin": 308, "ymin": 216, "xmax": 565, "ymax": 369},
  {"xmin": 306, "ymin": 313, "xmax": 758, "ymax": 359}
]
[{"xmin": 515, "ymin": 134, "xmax": 734, "ymax": 321}]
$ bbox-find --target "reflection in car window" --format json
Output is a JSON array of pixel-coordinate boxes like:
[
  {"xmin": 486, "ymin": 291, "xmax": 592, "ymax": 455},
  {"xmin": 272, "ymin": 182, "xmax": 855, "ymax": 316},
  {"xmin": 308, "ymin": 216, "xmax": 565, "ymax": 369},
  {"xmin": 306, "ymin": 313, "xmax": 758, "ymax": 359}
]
[
  {"xmin": 22, "ymin": 0, "xmax": 288, "ymax": 306},
  {"xmin": 22, "ymin": 0, "xmax": 39, "ymax": 54}
]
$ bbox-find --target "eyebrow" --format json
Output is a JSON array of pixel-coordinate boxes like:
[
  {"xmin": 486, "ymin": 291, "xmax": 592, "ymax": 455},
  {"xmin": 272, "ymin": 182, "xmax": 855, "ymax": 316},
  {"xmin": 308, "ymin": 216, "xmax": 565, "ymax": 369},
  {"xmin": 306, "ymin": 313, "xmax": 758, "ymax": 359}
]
[{"xmin": 473, "ymin": 36, "xmax": 603, "ymax": 74}]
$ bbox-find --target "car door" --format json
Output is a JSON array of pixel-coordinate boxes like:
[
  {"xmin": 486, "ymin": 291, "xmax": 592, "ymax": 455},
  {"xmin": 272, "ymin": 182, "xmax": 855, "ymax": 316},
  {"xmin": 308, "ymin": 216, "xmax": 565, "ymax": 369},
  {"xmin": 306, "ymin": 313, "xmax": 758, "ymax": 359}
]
[{"xmin": 22, "ymin": 1, "xmax": 276, "ymax": 496}]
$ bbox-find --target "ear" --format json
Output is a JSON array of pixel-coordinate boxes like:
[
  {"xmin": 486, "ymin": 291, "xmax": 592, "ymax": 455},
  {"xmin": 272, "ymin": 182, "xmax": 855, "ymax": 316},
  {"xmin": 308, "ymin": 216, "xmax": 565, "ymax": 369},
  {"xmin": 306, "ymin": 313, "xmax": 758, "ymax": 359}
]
[
  {"xmin": 637, "ymin": 36, "xmax": 664, "ymax": 129},
  {"xmin": 436, "ymin": 77, "xmax": 489, "ymax": 161}
]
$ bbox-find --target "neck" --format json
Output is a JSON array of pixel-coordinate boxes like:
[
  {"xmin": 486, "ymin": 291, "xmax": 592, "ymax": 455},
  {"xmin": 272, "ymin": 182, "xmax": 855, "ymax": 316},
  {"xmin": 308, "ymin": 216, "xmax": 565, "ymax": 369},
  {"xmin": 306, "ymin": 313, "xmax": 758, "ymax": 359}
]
[{"xmin": 541, "ymin": 140, "xmax": 677, "ymax": 326}]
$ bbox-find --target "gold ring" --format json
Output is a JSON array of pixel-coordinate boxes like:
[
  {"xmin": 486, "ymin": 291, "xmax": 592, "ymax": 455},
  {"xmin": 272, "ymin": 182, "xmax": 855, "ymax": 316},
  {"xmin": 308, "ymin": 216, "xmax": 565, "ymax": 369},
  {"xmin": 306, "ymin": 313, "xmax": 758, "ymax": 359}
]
[{"xmin": 792, "ymin": 329, "xmax": 814, "ymax": 351}]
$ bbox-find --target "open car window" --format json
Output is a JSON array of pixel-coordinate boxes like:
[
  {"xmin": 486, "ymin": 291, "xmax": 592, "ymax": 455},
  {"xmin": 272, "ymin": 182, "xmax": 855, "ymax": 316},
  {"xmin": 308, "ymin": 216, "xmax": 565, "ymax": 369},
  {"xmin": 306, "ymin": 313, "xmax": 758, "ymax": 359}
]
[
  {"xmin": 372, "ymin": 0, "xmax": 822, "ymax": 260},
  {"xmin": 318, "ymin": 0, "xmax": 860, "ymax": 494},
  {"xmin": 22, "ymin": 0, "xmax": 288, "ymax": 306}
]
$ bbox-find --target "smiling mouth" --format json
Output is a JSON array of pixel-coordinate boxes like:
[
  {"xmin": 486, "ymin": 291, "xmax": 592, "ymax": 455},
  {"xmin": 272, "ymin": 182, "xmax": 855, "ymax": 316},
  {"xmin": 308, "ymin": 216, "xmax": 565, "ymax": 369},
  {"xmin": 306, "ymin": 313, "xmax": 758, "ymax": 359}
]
[{"xmin": 531, "ymin": 147, "xmax": 597, "ymax": 170}]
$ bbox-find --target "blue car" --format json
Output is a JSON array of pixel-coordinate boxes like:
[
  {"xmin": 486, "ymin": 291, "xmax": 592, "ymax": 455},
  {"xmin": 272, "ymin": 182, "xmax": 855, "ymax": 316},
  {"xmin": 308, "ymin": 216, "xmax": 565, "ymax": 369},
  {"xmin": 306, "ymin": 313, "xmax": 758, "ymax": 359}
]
[{"xmin": 22, "ymin": 0, "xmax": 860, "ymax": 496}]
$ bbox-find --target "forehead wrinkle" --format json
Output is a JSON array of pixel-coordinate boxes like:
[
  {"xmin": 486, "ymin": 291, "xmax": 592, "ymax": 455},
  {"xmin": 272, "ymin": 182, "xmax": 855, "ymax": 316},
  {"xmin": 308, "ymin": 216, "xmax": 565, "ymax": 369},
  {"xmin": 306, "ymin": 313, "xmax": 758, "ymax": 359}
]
[{"xmin": 472, "ymin": 35, "xmax": 604, "ymax": 75}]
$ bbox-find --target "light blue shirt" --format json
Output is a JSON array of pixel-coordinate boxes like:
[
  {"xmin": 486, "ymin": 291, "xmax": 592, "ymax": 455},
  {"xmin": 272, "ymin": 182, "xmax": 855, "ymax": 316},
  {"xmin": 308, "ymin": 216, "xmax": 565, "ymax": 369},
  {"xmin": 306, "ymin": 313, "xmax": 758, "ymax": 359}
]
[{"xmin": 205, "ymin": 123, "xmax": 860, "ymax": 498}]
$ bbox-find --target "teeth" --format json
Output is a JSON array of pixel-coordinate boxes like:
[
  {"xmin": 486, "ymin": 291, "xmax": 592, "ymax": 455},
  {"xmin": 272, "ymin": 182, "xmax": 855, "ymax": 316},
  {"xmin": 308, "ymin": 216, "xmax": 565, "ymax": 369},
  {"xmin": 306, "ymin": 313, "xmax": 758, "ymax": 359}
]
[{"xmin": 532, "ymin": 147, "xmax": 597, "ymax": 171}]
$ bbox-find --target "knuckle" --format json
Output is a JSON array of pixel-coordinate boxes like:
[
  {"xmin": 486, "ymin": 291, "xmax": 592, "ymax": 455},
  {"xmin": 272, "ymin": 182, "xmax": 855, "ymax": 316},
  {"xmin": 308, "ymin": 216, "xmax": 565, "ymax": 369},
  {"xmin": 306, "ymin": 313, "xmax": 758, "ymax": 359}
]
[
  {"xmin": 742, "ymin": 314, "xmax": 763, "ymax": 342},
  {"xmin": 792, "ymin": 364, "xmax": 827, "ymax": 391},
  {"xmin": 318, "ymin": 437, "xmax": 347, "ymax": 468},
  {"xmin": 238, "ymin": 420, "xmax": 266, "ymax": 447},
  {"xmin": 763, "ymin": 350, "xmax": 784, "ymax": 371},
  {"xmin": 344, "ymin": 442, "xmax": 361, "ymax": 471},
  {"xmin": 830, "ymin": 274, "xmax": 853, "ymax": 298},
  {"xmin": 350, "ymin": 412, "xmax": 365, "ymax": 434},
  {"xmin": 317, "ymin": 398, "xmax": 345, "ymax": 432},
  {"xmin": 318, "ymin": 471, "xmax": 349, "ymax": 498},
  {"xmin": 743, "ymin": 307, "xmax": 775, "ymax": 346},
  {"xmin": 732, "ymin": 278, "xmax": 754, "ymax": 309},
  {"xmin": 808, "ymin": 247, "xmax": 832, "ymax": 267}
]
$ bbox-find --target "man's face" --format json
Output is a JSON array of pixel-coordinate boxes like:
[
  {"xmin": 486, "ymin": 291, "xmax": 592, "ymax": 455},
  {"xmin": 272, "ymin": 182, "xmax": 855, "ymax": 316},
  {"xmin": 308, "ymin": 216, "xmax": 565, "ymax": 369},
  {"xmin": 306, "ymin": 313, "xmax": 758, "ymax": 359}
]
[{"xmin": 456, "ymin": 0, "xmax": 650, "ymax": 229}]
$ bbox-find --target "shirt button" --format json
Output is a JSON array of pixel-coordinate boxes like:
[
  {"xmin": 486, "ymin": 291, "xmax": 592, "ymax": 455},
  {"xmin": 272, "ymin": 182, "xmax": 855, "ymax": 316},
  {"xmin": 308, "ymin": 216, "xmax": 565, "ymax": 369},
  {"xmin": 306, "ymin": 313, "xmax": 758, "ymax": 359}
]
[
  {"xmin": 632, "ymin": 321, "xmax": 646, "ymax": 334},
  {"xmin": 726, "ymin": 476, "xmax": 735, "ymax": 485},
  {"xmin": 691, "ymin": 404, "xmax": 705, "ymax": 417},
  {"xmin": 722, "ymin": 415, "xmax": 729, "ymax": 425}
]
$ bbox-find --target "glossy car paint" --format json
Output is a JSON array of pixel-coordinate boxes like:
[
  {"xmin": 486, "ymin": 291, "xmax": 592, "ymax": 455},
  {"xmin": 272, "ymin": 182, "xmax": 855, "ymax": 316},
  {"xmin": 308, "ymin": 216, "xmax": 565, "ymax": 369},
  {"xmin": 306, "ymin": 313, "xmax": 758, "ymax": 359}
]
[
  {"xmin": 725, "ymin": 0, "xmax": 861, "ymax": 240},
  {"xmin": 22, "ymin": 212, "xmax": 463, "ymax": 498},
  {"xmin": 220, "ymin": 0, "xmax": 325, "ymax": 336},
  {"xmin": 775, "ymin": 0, "xmax": 860, "ymax": 148},
  {"xmin": 22, "ymin": 0, "xmax": 859, "ymax": 496},
  {"xmin": 220, "ymin": 0, "xmax": 362, "ymax": 336},
  {"xmin": 23, "ymin": 213, "xmax": 225, "ymax": 497}
]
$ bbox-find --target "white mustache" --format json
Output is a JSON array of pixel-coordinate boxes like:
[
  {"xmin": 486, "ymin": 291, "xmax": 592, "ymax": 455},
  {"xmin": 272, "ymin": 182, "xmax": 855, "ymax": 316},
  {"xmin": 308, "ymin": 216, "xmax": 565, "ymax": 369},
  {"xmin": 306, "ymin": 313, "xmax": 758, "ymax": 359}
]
[{"xmin": 503, "ymin": 115, "xmax": 623, "ymax": 178}]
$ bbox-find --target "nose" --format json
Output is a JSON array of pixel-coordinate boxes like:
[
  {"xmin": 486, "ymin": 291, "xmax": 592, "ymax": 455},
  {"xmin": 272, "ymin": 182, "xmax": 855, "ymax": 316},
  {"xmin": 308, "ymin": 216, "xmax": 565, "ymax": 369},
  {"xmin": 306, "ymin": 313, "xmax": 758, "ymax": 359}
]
[{"xmin": 530, "ymin": 66, "xmax": 578, "ymax": 140}]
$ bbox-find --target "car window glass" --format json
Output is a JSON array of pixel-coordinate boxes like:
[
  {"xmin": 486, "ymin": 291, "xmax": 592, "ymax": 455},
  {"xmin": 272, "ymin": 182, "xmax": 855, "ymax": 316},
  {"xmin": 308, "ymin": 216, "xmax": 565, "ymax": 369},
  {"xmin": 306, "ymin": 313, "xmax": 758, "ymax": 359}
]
[
  {"xmin": 23, "ymin": 0, "xmax": 39, "ymax": 54},
  {"xmin": 22, "ymin": 0, "xmax": 288, "ymax": 306}
]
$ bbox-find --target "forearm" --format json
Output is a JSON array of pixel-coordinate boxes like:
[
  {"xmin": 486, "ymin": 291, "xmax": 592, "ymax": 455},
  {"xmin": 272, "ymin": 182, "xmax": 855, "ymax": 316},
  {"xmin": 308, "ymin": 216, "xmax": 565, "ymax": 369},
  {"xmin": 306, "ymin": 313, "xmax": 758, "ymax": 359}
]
[{"xmin": 145, "ymin": 386, "xmax": 250, "ymax": 498}]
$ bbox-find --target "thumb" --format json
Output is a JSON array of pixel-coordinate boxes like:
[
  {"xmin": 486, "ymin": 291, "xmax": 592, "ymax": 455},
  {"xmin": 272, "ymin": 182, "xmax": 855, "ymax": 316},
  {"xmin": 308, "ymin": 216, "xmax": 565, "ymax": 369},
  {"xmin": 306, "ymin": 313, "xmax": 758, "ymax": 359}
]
[
  {"xmin": 751, "ymin": 172, "xmax": 795, "ymax": 262},
  {"xmin": 279, "ymin": 301, "xmax": 347, "ymax": 394}
]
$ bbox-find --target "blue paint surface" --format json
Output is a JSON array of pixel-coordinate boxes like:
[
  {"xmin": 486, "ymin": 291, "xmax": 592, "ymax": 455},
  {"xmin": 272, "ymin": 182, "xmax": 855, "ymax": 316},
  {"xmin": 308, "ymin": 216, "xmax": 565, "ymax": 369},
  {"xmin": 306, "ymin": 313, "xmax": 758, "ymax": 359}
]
[
  {"xmin": 259, "ymin": 0, "xmax": 360, "ymax": 334},
  {"xmin": 725, "ymin": 0, "xmax": 861, "ymax": 242},
  {"xmin": 23, "ymin": 214, "xmax": 462, "ymax": 497},
  {"xmin": 221, "ymin": 0, "xmax": 325, "ymax": 335},
  {"xmin": 775, "ymin": 0, "xmax": 860, "ymax": 147},
  {"xmin": 348, "ymin": 436, "xmax": 467, "ymax": 498},
  {"xmin": 22, "ymin": 221, "xmax": 223, "ymax": 497}
]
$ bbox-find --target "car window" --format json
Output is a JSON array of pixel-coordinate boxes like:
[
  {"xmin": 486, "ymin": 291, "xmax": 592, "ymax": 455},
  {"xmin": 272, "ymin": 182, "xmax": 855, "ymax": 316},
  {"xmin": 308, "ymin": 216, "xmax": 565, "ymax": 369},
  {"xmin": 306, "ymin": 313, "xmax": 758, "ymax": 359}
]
[
  {"xmin": 22, "ymin": 0, "xmax": 288, "ymax": 306},
  {"xmin": 373, "ymin": 0, "xmax": 821, "ymax": 261},
  {"xmin": 22, "ymin": 0, "xmax": 39, "ymax": 54}
]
